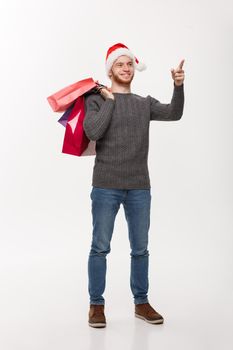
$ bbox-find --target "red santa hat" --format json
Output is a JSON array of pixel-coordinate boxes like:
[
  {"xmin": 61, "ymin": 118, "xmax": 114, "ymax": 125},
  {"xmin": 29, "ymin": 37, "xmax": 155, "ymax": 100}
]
[{"xmin": 105, "ymin": 42, "xmax": 147, "ymax": 77}]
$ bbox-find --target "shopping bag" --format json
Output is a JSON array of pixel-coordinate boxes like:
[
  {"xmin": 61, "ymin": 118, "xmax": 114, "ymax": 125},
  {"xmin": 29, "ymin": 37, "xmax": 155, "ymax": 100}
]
[
  {"xmin": 47, "ymin": 77, "xmax": 97, "ymax": 112},
  {"xmin": 57, "ymin": 102, "xmax": 75, "ymax": 127},
  {"xmin": 61, "ymin": 95, "xmax": 96, "ymax": 157},
  {"xmin": 56, "ymin": 83, "xmax": 107, "ymax": 127}
]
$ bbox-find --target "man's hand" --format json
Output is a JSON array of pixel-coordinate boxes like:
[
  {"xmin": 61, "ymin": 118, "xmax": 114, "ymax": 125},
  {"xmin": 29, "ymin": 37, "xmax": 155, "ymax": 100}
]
[
  {"xmin": 171, "ymin": 59, "xmax": 185, "ymax": 86},
  {"xmin": 99, "ymin": 87, "xmax": 115, "ymax": 100}
]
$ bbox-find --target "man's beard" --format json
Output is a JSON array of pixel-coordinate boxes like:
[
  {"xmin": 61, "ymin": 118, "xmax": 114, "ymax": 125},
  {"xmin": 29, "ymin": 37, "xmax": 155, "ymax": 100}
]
[{"xmin": 111, "ymin": 71, "xmax": 134, "ymax": 85}]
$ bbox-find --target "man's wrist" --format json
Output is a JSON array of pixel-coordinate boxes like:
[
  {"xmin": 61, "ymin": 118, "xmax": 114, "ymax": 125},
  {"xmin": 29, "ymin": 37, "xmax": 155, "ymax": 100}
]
[{"xmin": 174, "ymin": 82, "xmax": 183, "ymax": 87}]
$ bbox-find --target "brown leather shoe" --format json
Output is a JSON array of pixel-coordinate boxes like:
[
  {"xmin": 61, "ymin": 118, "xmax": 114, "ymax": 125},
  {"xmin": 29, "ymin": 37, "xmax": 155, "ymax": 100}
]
[
  {"xmin": 135, "ymin": 303, "xmax": 164, "ymax": 324},
  {"xmin": 88, "ymin": 304, "xmax": 106, "ymax": 328}
]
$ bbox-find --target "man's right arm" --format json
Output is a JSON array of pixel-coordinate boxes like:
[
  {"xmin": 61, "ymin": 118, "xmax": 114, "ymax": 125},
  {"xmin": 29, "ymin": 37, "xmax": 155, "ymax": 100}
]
[{"xmin": 83, "ymin": 94, "xmax": 115, "ymax": 141}]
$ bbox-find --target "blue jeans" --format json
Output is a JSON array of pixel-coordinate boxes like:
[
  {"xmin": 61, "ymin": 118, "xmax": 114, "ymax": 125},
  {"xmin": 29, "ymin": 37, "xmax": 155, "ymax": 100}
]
[{"xmin": 88, "ymin": 186, "xmax": 151, "ymax": 305}]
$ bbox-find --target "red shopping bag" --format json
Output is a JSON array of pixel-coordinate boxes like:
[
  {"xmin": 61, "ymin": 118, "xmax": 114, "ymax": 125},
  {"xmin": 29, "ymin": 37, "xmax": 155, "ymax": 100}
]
[
  {"xmin": 62, "ymin": 95, "xmax": 96, "ymax": 157},
  {"xmin": 47, "ymin": 77, "xmax": 97, "ymax": 112}
]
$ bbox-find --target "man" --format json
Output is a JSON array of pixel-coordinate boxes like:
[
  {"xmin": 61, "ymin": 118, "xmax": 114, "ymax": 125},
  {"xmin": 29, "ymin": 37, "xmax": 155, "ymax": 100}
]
[{"xmin": 83, "ymin": 43, "xmax": 185, "ymax": 328}]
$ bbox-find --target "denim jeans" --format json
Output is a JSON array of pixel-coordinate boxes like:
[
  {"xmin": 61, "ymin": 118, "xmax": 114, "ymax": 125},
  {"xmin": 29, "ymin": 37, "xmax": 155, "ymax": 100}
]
[{"xmin": 88, "ymin": 186, "xmax": 151, "ymax": 305}]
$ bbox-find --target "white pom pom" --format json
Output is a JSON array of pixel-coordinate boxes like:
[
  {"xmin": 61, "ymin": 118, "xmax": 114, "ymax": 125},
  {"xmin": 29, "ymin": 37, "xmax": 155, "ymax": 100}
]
[{"xmin": 136, "ymin": 62, "xmax": 147, "ymax": 71}]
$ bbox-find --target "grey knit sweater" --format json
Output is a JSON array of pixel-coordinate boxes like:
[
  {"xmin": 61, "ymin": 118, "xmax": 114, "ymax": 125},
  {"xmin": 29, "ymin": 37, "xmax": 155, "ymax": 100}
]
[{"xmin": 83, "ymin": 83, "xmax": 184, "ymax": 189}]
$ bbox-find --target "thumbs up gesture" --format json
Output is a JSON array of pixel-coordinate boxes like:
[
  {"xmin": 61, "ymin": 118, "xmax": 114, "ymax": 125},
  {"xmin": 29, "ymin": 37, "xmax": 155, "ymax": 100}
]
[{"xmin": 171, "ymin": 59, "xmax": 185, "ymax": 86}]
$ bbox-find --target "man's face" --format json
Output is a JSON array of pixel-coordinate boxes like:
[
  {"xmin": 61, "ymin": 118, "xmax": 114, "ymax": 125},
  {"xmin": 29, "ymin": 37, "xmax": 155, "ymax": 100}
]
[{"xmin": 109, "ymin": 55, "xmax": 135, "ymax": 84}]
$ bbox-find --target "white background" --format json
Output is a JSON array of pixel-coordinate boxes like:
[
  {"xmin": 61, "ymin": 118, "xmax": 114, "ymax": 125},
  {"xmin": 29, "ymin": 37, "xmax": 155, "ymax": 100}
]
[{"xmin": 0, "ymin": 0, "xmax": 232, "ymax": 349}]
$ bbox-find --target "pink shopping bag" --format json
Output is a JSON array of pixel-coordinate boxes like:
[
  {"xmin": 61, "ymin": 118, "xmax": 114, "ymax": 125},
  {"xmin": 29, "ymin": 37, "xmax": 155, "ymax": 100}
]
[{"xmin": 47, "ymin": 77, "xmax": 97, "ymax": 112}]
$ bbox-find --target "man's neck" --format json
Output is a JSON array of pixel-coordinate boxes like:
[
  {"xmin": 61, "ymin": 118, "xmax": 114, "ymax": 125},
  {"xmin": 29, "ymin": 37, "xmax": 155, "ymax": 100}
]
[{"xmin": 110, "ymin": 81, "xmax": 131, "ymax": 93}]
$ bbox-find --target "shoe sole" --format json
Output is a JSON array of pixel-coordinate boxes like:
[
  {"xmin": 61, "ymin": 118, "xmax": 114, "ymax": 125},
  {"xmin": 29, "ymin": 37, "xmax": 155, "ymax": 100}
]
[
  {"xmin": 135, "ymin": 313, "xmax": 164, "ymax": 324},
  {"xmin": 88, "ymin": 322, "xmax": 106, "ymax": 328}
]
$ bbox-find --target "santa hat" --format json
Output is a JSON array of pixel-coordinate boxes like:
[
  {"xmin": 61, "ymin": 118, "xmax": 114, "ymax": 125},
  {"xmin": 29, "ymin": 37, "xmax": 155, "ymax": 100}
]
[{"xmin": 105, "ymin": 42, "xmax": 147, "ymax": 77}]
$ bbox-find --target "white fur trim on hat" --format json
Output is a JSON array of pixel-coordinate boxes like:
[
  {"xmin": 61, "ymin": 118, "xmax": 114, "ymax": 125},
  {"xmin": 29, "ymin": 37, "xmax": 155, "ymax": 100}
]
[{"xmin": 105, "ymin": 48, "xmax": 145, "ymax": 76}]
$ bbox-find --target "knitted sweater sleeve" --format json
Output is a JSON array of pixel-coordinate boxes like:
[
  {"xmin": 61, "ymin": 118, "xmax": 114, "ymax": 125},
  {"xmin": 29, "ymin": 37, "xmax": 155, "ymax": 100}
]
[
  {"xmin": 83, "ymin": 94, "xmax": 115, "ymax": 141},
  {"xmin": 149, "ymin": 83, "xmax": 184, "ymax": 121}
]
